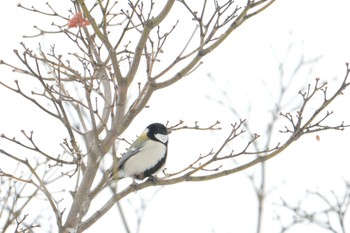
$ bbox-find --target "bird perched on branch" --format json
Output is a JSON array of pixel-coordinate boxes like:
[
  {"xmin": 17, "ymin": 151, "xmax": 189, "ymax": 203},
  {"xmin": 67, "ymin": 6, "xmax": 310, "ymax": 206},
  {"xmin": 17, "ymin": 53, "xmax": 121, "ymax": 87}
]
[{"xmin": 114, "ymin": 123, "xmax": 169, "ymax": 181}]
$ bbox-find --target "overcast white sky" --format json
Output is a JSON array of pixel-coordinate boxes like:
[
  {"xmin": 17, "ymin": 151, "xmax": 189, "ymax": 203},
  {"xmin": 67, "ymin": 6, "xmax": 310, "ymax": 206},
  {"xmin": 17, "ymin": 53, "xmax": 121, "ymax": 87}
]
[{"xmin": 1, "ymin": 0, "xmax": 350, "ymax": 233}]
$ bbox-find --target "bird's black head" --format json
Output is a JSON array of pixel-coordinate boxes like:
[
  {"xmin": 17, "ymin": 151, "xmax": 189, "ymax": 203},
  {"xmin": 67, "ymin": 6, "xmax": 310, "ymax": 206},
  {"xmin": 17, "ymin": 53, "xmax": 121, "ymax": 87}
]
[{"xmin": 146, "ymin": 123, "xmax": 168, "ymax": 144}]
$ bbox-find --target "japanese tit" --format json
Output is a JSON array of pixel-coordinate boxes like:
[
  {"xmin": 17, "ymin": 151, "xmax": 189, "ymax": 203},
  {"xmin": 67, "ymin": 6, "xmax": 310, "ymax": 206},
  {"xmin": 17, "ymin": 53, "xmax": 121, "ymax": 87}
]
[{"xmin": 115, "ymin": 123, "xmax": 169, "ymax": 180}]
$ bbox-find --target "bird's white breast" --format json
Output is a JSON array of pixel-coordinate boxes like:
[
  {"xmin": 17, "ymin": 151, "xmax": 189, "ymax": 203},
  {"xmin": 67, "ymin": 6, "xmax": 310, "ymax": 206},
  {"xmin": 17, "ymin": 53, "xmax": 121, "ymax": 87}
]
[{"xmin": 120, "ymin": 140, "xmax": 166, "ymax": 177}]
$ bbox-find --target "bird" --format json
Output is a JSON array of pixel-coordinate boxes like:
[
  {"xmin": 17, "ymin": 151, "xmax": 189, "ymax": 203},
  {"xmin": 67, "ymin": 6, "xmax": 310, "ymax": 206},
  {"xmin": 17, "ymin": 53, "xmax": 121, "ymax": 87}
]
[{"xmin": 114, "ymin": 123, "xmax": 169, "ymax": 181}]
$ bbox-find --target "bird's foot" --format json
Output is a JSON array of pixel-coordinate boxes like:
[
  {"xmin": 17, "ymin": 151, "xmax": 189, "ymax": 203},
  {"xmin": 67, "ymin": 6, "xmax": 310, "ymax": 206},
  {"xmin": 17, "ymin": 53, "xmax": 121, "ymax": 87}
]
[
  {"xmin": 129, "ymin": 179, "xmax": 139, "ymax": 192},
  {"xmin": 146, "ymin": 175, "xmax": 158, "ymax": 185}
]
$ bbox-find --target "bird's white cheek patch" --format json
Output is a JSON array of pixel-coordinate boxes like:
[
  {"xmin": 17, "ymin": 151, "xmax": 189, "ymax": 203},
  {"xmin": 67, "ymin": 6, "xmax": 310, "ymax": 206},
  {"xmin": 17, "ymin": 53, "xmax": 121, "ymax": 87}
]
[{"xmin": 155, "ymin": 134, "xmax": 168, "ymax": 143}]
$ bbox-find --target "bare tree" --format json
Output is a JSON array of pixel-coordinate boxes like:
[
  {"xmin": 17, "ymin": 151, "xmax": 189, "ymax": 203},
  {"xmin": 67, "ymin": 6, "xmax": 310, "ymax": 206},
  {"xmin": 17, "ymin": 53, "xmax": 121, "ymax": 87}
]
[
  {"xmin": 207, "ymin": 39, "xmax": 323, "ymax": 233},
  {"xmin": 0, "ymin": 1, "xmax": 349, "ymax": 232},
  {"xmin": 275, "ymin": 179, "xmax": 350, "ymax": 233}
]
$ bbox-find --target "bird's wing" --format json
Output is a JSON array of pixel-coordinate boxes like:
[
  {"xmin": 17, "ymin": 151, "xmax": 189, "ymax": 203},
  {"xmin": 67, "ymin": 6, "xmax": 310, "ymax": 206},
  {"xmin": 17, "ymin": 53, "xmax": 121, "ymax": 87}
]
[{"xmin": 118, "ymin": 139, "xmax": 145, "ymax": 169}]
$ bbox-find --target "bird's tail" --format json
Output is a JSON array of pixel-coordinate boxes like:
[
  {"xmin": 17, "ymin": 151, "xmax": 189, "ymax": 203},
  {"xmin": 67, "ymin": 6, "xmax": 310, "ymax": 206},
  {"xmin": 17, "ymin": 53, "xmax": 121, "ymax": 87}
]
[{"xmin": 91, "ymin": 167, "xmax": 125, "ymax": 196}]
